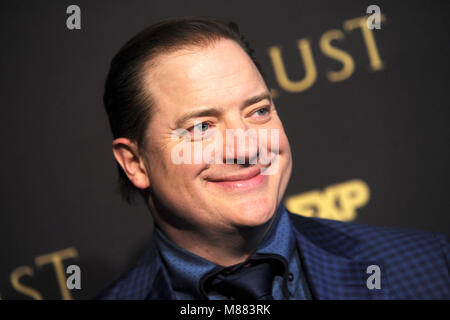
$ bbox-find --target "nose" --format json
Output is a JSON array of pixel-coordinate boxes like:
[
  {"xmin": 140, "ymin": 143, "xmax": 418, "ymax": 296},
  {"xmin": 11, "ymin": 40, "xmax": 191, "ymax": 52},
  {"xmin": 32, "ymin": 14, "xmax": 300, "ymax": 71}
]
[{"xmin": 221, "ymin": 115, "xmax": 259, "ymax": 165}]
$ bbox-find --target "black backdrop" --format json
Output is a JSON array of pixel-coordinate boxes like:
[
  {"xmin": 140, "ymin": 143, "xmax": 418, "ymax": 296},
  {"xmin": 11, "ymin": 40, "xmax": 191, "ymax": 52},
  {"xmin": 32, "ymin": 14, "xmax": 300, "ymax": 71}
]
[{"xmin": 0, "ymin": 0, "xmax": 449, "ymax": 300}]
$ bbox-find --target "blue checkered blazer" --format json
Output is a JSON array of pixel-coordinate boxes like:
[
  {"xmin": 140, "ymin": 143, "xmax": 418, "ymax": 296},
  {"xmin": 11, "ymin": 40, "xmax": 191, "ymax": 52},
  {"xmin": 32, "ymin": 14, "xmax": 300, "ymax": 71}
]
[{"xmin": 97, "ymin": 206, "xmax": 449, "ymax": 299}]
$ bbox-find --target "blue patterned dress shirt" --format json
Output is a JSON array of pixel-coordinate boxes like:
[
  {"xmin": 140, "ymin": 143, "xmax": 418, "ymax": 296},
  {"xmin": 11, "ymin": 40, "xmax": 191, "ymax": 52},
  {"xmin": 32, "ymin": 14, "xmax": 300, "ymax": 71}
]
[{"xmin": 154, "ymin": 205, "xmax": 312, "ymax": 300}]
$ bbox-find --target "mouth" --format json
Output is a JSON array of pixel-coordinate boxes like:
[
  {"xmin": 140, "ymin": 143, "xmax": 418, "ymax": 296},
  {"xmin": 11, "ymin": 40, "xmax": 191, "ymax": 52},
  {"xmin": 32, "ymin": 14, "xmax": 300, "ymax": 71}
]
[{"xmin": 204, "ymin": 166, "xmax": 267, "ymax": 190}]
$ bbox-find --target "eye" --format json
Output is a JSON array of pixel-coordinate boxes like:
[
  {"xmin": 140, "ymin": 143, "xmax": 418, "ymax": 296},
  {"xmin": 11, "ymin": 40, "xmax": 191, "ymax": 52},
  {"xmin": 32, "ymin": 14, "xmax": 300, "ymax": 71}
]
[
  {"xmin": 255, "ymin": 107, "xmax": 269, "ymax": 116},
  {"xmin": 188, "ymin": 122, "xmax": 210, "ymax": 133},
  {"xmin": 251, "ymin": 106, "xmax": 271, "ymax": 118}
]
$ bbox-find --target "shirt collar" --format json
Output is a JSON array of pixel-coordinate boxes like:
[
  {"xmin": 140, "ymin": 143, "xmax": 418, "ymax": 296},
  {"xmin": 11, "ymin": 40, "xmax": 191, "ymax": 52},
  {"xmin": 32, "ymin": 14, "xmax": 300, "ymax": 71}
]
[{"xmin": 154, "ymin": 204, "xmax": 295, "ymax": 299}]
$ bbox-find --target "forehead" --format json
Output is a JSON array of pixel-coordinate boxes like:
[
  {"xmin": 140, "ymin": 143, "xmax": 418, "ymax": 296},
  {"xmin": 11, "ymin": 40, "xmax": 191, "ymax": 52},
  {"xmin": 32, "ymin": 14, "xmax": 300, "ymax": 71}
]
[{"xmin": 143, "ymin": 39, "xmax": 267, "ymax": 114}]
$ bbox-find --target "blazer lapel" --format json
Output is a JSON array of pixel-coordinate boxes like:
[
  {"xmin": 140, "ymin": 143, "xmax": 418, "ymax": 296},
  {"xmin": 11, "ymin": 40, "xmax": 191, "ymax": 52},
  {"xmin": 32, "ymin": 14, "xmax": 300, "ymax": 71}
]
[
  {"xmin": 142, "ymin": 238, "xmax": 177, "ymax": 300},
  {"xmin": 145, "ymin": 266, "xmax": 176, "ymax": 300},
  {"xmin": 290, "ymin": 213, "xmax": 390, "ymax": 300},
  {"xmin": 113, "ymin": 236, "xmax": 176, "ymax": 300}
]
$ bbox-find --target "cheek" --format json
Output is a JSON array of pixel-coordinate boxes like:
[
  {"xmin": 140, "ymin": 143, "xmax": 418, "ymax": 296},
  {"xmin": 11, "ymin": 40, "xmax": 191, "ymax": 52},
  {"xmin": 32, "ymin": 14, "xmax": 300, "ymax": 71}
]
[
  {"xmin": 279, "ymin": 130, "xmax": 291, "ymax": 156},
  {"xmin": 274, "ymin": 129, "xmax": 292, "ymax": 177},
  {"xmin": 156, "ymin": 142, "xmax": 208, "ymax": 187},
  {"xmin": 264, "ymin": 123, "xmax": 291, "ymax": 159},
  {"xmin": 147, "ymin": 147, "xmax": 207, "ymax": 210},
  {"xmin": 262, "ymin": 115, "xmax": 291, "ymax": 156}
]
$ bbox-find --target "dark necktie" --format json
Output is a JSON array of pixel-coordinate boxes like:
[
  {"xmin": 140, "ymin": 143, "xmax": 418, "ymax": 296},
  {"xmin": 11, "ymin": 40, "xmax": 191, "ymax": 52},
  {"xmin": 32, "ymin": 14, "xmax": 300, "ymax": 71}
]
[{"xmin": 200, "ymin": 253, "xmax": 290, "ymax": 300}]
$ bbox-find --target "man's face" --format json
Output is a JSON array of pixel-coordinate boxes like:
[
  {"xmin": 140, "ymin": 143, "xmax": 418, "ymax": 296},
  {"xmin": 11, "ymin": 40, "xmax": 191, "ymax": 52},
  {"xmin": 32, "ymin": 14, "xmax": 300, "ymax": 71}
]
[{"xmin": 141, "ymin": 39, "xmax": 292, "ymax": 233}]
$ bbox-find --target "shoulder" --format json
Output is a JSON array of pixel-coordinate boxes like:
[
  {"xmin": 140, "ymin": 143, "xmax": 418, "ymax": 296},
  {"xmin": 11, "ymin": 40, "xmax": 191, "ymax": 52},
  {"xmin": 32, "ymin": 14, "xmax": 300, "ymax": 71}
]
[
  {"xmin": 94, "ymin": 240, "xmax": 163, "ymax": 300},
  {"xmin": 295, "ymin": 212, "xmax": 445, "ymax": 241},
  {"xmin": 288, "ymin": 212, "xmax": 450, "ymax": 298},
  {"xmin": 289, "ymin": 212, "xmax": 449, "ymax": 261}
]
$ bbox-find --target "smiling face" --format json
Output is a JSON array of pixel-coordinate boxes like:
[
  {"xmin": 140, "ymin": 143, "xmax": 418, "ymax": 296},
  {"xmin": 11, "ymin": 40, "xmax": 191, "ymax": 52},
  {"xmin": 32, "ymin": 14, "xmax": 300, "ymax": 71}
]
[{"xmin": 139, "ymin": 39, "xmax": 292, "ymax": 234}]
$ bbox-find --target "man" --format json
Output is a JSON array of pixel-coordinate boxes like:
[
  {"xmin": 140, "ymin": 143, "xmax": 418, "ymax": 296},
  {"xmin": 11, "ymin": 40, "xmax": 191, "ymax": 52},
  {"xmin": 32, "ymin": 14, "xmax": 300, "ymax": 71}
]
[{"xmin": 98, "ymin": 17, "xmax": 449, "ymax": 300}]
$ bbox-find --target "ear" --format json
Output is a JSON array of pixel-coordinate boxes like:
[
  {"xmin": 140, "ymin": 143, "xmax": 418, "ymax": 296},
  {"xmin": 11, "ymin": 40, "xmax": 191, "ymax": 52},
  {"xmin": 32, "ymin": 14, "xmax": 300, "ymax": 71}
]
[{"xmin": 112, "ymin": 138, "xmax": 150, "ymax": 189}]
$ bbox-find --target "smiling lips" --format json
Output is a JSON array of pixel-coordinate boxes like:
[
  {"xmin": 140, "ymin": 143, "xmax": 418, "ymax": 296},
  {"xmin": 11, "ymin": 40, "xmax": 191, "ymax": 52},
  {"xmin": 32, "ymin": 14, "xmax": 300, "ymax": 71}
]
[{"xmin": 205, "ymin": 166, "xmax": 267, "ymax": 190}]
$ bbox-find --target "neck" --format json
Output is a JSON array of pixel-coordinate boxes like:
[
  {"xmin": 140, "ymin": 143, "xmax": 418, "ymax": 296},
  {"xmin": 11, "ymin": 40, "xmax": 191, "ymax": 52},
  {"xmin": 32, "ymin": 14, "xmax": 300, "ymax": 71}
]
[
  {"xmin": 147, "ymin": 197, "xmax": 276, "ymax": 267},
  {"xmin": 156, "ymin": 218, "xmax": 274, "ymax": 266}
]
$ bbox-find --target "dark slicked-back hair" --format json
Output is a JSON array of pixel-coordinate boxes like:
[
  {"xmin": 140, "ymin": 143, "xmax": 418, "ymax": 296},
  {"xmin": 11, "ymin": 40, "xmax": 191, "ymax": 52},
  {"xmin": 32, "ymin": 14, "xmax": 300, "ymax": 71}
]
[{"xmin": 103, "ymin": 16, "xmax": 266, "ymax": 205}]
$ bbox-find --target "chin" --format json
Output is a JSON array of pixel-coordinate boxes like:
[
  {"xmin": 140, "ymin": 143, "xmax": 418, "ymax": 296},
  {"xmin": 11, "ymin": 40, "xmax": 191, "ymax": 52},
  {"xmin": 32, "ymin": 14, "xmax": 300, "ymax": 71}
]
[{"xmin": 229, "ymin": 198, "xmax": 276, "ymax": 227}]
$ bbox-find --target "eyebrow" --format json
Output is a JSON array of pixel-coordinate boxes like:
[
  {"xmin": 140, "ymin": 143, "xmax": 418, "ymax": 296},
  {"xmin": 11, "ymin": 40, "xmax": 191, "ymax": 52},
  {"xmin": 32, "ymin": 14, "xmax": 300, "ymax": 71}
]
[
  {"xmin": 242, "ymin": 92, "xmax": 272, "ymax": 109},
  {"xmin": 174, "ymin": 92, "xmax": 272, "ymax": 128}
]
